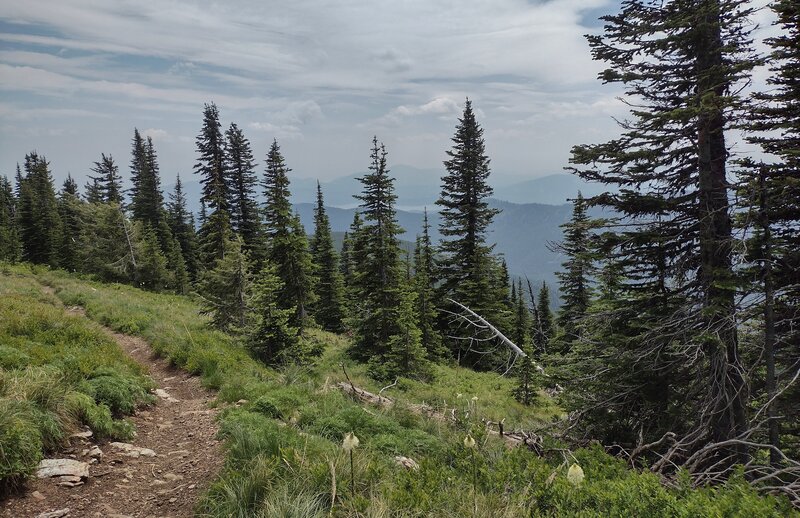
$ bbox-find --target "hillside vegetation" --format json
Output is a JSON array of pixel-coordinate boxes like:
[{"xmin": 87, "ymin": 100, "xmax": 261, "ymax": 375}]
[{"xmin": 1, "ymin": 266, "xmax": 785, "ymax": 517}]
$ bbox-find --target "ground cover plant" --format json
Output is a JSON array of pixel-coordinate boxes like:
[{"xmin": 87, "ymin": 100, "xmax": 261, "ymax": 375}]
[{"xmin": 33, "ymin": 268, "xmax": 797, "ymax": 517}]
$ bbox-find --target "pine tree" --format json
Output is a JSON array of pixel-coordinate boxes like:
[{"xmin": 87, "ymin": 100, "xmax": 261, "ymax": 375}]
[
  {"xmin": 566, "ymin": 0, "xmax": 758, "ymax": 466},
  {"xmin": 195, "ymin": 103, "xmax": 230, "ymax": 262},
  {"xmin": 89, "ymin": 153, "xmax": 123, "ymax": 204},
  {"xmin": 167, "ymin": 174, "xmax": 199, "ymax": 281},
  {"xmin": 58, "ymin": 174, "xmax": 84, "ymax": 272},
  {"xmin": 129, "ymin": 131, "xmax": 164, "ymax": 228},
  {"xmin": 554, "ymin": 193, "xmax": 594, "ymax": 350},
  {"xmin": 350, "ymin": 137, "xmax": 405, "ymax": 363},
  {"xmin": 198, "ymin": 236, "xmax": 252, "ymax": 332},
  {"xmin": 225, "ymin": 122, "xmax": 262, "ymax": 259},
  {"xmin": 310, "ymin": 182, "xmax": 346, "ymax": 331},
  {"xmin": 247, "ymin": 264, "xmax": 303, "ymax": 366},
  {"xmin": 0, "ymin": 175, "xmax": 21, "ymax": 262},
  {"xmin": 436, "ymin": 99, "xmax": 506, "ymax": 369},
  {"xmin": 17, "ymin": 152, "xmax": 62, "ymax": 267},
  {"xmin": 263, "ymin": 140, "xmax": 316, "ymax": 328},
  {"xmin": 414, "ymin": 210, "xmax": 447, "ymax": 362}
]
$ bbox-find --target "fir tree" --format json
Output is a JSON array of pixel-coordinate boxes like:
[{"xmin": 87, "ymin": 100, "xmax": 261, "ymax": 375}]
[
  {"xmin": 134, "ymin": 222, "xmax": 170, "ymax": 292},
  {"xmin": 195, "ymin": 102, "xmax": 230, "ymax": 262},
  {"xmin": 17, "ymin": 152, "xmax": 62, "ymax": 267},
  {"xmin": 84, "ymin": 178, "xmax": 103, "ymax": 204},
  {"xmin": 129, "ymin": 131, "xmax": 164, "ymax": 228},
  {"xmin": 167, "ymin": 174, "xmax": 199, "ymax": 280},
  {"xmin": 534, "ymin": 282, "xmax": 554, "ymax": 355},
  {"xmin": 414, "ymin": 209, "xmax": 447, "ymax": 362},
  {"xmin": 89, "ymin": 153, "xmax": 123, "ymax": 204},
  {"xmin": 380, "ymin": 286, "xmax": 431, "ymax": 381},
  {"xmin": 436, "ymin": 99, "xmax": 506, "ymax": 369},
  {"xmin": 566, "ymin": 0, "xmax": 758, "ymax": 465},
  {"xmin": 554, "ymin": 193, "xmax": 594, "ymax": 350},
  {"xmin": 0, "ymin": 175, "xmax": 21, "ymax": 262},
  {"xmin": 58, "ymin": 174, "xmax": 84, "ymax": 272},
  {"xmin": 81, "ymin": 202, "xmax": 136, "ymax": 283},
  {"xmin": 263, "ymin": 140, "xmax": 316, "ymax": 328},
  {"xmin": 310, "ymin": 182, "xmax": 346, "ymax": 332},
  {"xmin": 225, "ymin": 122, "xmax": 262, "ymax": 259},
  {"xmin": 198, "ymin": 236, "xmax": 252, "ymax": 332},
  {"xmin": 247, "ymin": 264, "xmax": 304, "ymax": 366}
]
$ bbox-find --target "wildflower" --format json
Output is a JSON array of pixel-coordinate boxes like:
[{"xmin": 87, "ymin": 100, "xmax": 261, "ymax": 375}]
[
  {"xmin": 342, "ymin": 432, "xmax": 360, "ymax": 452},
  {"xmin": 463, "ymin": 434, "xmax": 476, "ymax": 449},
  {"xmin": 567, "ymin": 463, "xmax": 585, "ymax": 486},
  {"xmin": 471, "ymin": 396, "xmax": 478, "ymax": 401},
  {"xmin": 456, "ymin": 393, "xmax": 463, "ymax": 399}
]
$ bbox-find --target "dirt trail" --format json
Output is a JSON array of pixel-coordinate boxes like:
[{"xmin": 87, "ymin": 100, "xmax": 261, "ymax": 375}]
[{"xmin": 3, "ymin": 289, "xmax": 224, "ymax": 518}]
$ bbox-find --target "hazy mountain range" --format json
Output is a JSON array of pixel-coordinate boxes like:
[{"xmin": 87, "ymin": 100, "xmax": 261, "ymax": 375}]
[{"xmin": 174, "ymin": 167, "xmax": 607, "ymax": 288}]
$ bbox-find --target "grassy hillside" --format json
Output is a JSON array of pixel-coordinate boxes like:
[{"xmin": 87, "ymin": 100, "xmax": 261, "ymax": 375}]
[
  {"xmin": 0, "ymin": 267, "xmax": 154, "ymax": 493},
  {"xmin": 6, "ymin": 267, "xmax": 794, "ymax": 516}
]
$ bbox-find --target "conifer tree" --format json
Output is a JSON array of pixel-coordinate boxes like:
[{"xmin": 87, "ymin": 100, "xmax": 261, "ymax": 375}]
[
  {"xmin": 534, "ymin": 282, "xmax": 553, "ymax": 355},
  {"xmin": 195, "ymin": 103, "xmax": 230, "ymax": 262},
  {"xmin": 58, "ymin": 174, "xmax": 84, "ymax": 272},
  {"xmin": 350, "ymin": 138, "xmax": 405, "ymax": 362},
  {"xmin": 247, "ymin": 264, "xmax": 304, "ymax": 366},
  {"xmin": 554, "ymin": 193, "xmax": 594, "ymax": 350},
  {"xmin": 167, "ymin": 174, "xmax": 199, "ymax": 281},
  {"xmin": 198, "ymin": 236, "xmax": 252, "ymax": 332},
  {"xmin": 436, "ymin": 99, "xmax": 506, "ymax": 368},
  {"xmin": 129, "ymin": 131, "xmax": 164, "ymax": 228},
  {"xmin": 225, "ymin": 122, "xmax": 262, "ymax": 259},
  {"xmin": 84, "ymin": 178, "xmax": 103, "ymax": 204},
  {"xmin": 414, "ymin": 210, "xmax": 447, "ymax": 362},
  {"xmin": 566, "ymin": 0, "xmax": 758, "ymax": 465},
  {"xmin": 0, "ymin": 175, "xmax": 21, "ymax": 262},
  {"xmin": 17, "ymin": 152, "xmax": 62, "ymax": 267},
  {"xmin": 310, "ymin": 182, "xmax": 346, "ymax": 331},
  {"xmin": 262, "ymin": 140, "xmax": 316, "ymax": 328},
  {"xmin": 134, "ymin": 222, "xmax": 170, "ymax": 292},
  {"xmin": 342, "ymin": 211, "xmax": 364, "ymax": 316},
  {"xmin": 381, "ymin": 287, "xmax": 431, "ymax": 381},
  {"xmin": 81, "ymin": 202, "xmax": 136, "ymax": 283},
  {"xmin": 89, "ymin": 153, "xmax": 123, "ymax": 204}
]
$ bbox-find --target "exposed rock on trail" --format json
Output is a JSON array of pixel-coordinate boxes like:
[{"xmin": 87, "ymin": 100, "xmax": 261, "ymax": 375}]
[{"xmin": 3, "ymin": 290, "xmax": 224, "ymax": 518}]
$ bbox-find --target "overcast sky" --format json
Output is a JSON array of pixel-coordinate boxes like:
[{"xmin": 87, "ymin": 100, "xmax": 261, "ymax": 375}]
[{"xmin": 0, "ymin": 0, "xmax": 777, "ymax": 188}]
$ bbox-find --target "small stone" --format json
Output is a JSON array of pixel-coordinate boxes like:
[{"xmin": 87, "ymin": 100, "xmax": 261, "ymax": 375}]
[
  {"xmin": 109, "ymin": 442, "xmax": 156, "ymax": 458},
  {"xmin": 169, "ymin": 498, "xmax": 177, "ymax": 504},
  {"xmin": 36, "ymin": 509, "xmax": 70, "ymax": 518},
  {"xmin": 32, "ymin": 491, "xmax": 45, "ymax": 501},
  {"xmin": 36, "ymin": 459, "xmax": 89, "ymax": 480},
  {"xmin": 394, "ymin": 455, "xmax": 420, "ymax": 471},
  {"xmin": 154, "ymin": 389, "xmax": 179, "ymax": 403},
  {"xmin": 82, "ymin": 446, "xmax": 103, "ymax": 459},
  {"xmin": 235, "ymin": 399, "xmax": 248, "ymax": 406},
  {"xmin": 70, "ymin": 430, "xmax": 93, "ymax": 440},
  {"xmin": 164, "ymin": 473, "xmax": 183, "ymax": 482},
  {"xmin": 188, "ymin": 483, "xmax": 196, "ymax": 489}
]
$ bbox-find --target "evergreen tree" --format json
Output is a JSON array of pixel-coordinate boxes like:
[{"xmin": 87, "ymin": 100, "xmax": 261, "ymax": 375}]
[
  {"xmin": 349, "ymin": 138, "xmax": 405, "ymax": 363},
  {"xmin": 263, "ymin": 140, "xmax": 316, "ymax": 328},
  {"xmin": 414, "ymin": 210, "xmax": 447, "ymax": 362},
  {"xmin": 225, "ymin": 122, "xmax": 262, "ymax": 259},
  {"xmin": 129, "ymin": 131, "xmax": 164, "ymax": 227},
  {"xmin": 436, "ymin": 99, "xmax": 506, "ymax": 369},
  {"xmin": 310, "ymin": 182, "xmax": 346, "ymax": 331},
  {"xmin": 89, "ymin": 153, "xmax": 123, "ymax": 204},
  {"xmin": 554, "ymin": 193, "xmax": 594, "ymax": 350},
  {"xmin": 198, "ymin": 237, "xmax": 252, "ymax": 332},
  {"xmin": 195, "ymin": 102, "xmax": 230, "ymax": 262},
  {"xmin": 566, "ymin": 0, "xmax": 758, "ymax": 466},
  {"xmin": 84, "ymin": 178, "xmax": 103, "ymax": 204},
  {"xmin": 17, "ymin": 152, "xmax": 62, "ymax": 267},
  {"xmin": 167, "ymin": 174, "xmax": 199, "ymax": 281},
  {"xmin": 247, "ymin": 264, "xmax": 304, "ymax": 366},
  {"xmin": 81, "ymin": 202, "xmax": 137, "ymax": 283},
  {"xmin": 0, "ymin": 175, "xmax": 21, "ymax": 262},
  {"xmin": 381, "ymin": 286, "xmax": 431, "ymax": 381},
  {"xmin": 58, "ymin": 174, "xmax": 84, "ymax": 272},
  {"xmin": 342, "ymin": 211, "xmax": 364, "ymax": 320},
  {"xmin": 534, "ymin": 282, "xmax": 554, "ymax": 355},
  {"xmin": 134, "ymin": 222, "xmax": 170, "ymax": 292}
]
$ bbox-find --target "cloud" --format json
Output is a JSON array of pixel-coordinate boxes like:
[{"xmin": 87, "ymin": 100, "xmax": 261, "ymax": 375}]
[{"xmin": 142, "ymin": 128, "xmax": 170, "ymax": 141}]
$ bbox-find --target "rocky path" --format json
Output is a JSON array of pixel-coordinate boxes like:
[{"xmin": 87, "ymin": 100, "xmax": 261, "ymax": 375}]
[{"xmin": 3, "ymin": 292, "xmax": 224, "ymax": 518}]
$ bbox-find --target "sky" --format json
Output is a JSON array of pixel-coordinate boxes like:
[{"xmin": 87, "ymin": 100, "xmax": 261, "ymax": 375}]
[{"xmin": 0, "ymin": 0, "xmax": 777, "ymax": 190}]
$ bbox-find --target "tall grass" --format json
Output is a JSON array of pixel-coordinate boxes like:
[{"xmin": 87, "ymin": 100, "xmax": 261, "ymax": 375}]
[
  {"xmin": 0, "ymin": 269, "xmax": 153, "ymax": 493},
  {"xmin": 33, "ymin": 267, "xmax": 798, "ymax": 517}
]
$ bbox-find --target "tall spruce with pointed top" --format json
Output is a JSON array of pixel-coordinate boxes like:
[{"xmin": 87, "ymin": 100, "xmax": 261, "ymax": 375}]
[
  {"xmin": 195, "ymin": 103, "xmax": 231, "ymax": 262},
  {"xmin": 263, "ymin": 140, "xmax": 316, "ymax": 328},
  {"xmin": 437, "ymin": 99, "xmax": 506, "ymax": 369},
  {"xmin": 0, "ymin": 175, "xmax": 21, "ymax": 262},
  {"xmin": 534, "ymin": 282, "xmax": 553, "ymax": 355},
  {"xmin": 566, "ymin": 0, "xmax": 759, "ymax": 465},
  {"xmin": 414, "ymin": 209, "xmax": 447, "ymax": 362},
  {"xmin": 310, "ymin": 182, "xmax": 346, "ymax": 331},
  {"xmin": 225, "ymin": 122, "xmax": 263, "ymax": 260},
  {"xmin": 349, "ymin": 138, "xmax": 404, "ymax": 360},
  {"xmin": 17, "ymin": 152, "xmax": 62, "ymax": 267},
  {"xmin": 58, "ymin": 174, "xmax": 84, "ymax": 272},
  {"xmin": 129, "ymin": 131, "xmax": 164, "ymax": 228},
  {"xmin": 167, "ymin": 174, "xmax": 199, "ymax": 281},
  {"xmin": 89, "ymin": 153, "xmax": 123, "ymax": 204},
  {"xmin": 739, "ymin": 0, "xmax": 800, "ymax": 462},
  {"xmin": 554, "ymin": 193, "xmax": 594, "ymax": 350}
]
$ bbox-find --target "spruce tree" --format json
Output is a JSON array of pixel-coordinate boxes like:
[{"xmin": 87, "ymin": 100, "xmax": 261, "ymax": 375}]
[
  {"xmin": 81, "ymin": 202, "xmax": 137, "ymax": 283},
  {"xmin": 58, "ymin": 174, "xmax": 84, "ymax": 272},
  {"xmin": 17, "ymin": 152, "xmax": 62, "ymax": 267},
  {"xmin": 167, "ymin": 174, "xmax": 199, "ymax": 281},
  {"xmin": 414, "ymin": 209, "xmax": 447, "ymax": 362},
  {"xmin": 89, "ymin": 153, "xmax": 123, "ymax": 204},
  {"xmin": 129, "ymin": 131, "xmax": 164, "ymax": 228},
  {"xmin": 134, "ymin": 222, "xmax": 170, "ymax": 292},
  {"xmin": 247, "ymin": 264, "xmax": 304, "ymax": 366},
  {"xmin": 554, "ymin": 193, "xmax": 594, "ymax": 350},
  {"xmin": 534, "ymin": 282, "xmax": 553, "ymax": 355},
  {"xmin": 195, "ymin": 103, "xmax": 231, "ymax": 262},
  {"xmin": 84, "ymin": 178, "xmax": 103, "ymax": 204},
  {"xmin": 381, "ymin": 287, "xmax": 431, "ymax": 381},
  {"xmin": 0, "ymin": 175, "xmax": 21, "ymax": 262},
  {"xmin": 198, "ymin": 236, "xmax": 252, "ymax": 332},
  {"xmin": 310, "ymin": 182, "xmax": 346, "ymax": 332},
  {"xmin": 263, "ymin": 140, "xmax": 316, "ymax": 328},
  {"xmin": 225, "ymin": 122, "xmax": 262, "ymax": 259},
  {"xmin": 566, "ymin": 0, "xmax": 758, "ymax": 466},
  {"xmin": 342, "ymin": 211, "xmax": 364, "ymax": 320},
  {"xmin": 436, "ymin": 99, "xmax": 506, "ymax": 369}
]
